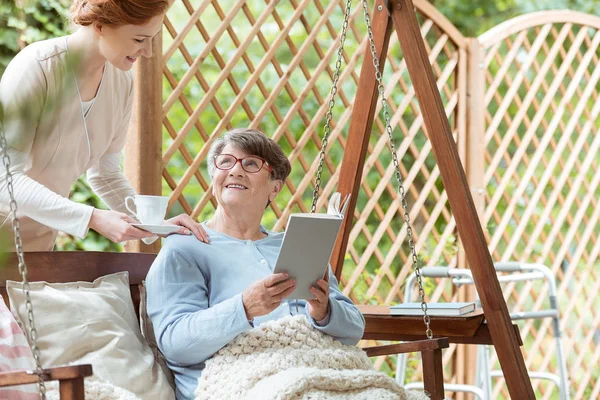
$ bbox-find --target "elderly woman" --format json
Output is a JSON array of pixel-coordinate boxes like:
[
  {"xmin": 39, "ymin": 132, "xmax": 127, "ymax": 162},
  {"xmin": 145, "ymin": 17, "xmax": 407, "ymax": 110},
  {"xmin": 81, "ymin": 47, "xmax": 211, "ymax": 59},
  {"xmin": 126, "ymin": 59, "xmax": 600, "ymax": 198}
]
[{"xmin": 145, "ymin": 128, "xmax": 365, "ymax": 400}]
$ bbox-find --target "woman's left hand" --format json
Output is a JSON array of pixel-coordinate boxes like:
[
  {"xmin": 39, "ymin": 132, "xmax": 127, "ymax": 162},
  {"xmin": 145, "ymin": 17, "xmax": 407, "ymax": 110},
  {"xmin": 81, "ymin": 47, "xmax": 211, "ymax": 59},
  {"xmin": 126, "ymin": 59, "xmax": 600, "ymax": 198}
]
[
  {"xmin": 307, "ymin": 279, "xmax": 330, "ymax": 321},
  {"xmin": 164, "ymin": 214, "xmax": 210, "ymax": 243}
]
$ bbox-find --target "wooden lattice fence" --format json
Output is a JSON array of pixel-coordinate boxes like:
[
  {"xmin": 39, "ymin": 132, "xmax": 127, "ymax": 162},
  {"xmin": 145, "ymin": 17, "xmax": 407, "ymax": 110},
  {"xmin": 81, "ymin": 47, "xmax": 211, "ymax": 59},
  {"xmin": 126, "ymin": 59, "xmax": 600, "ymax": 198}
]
[
  {"xmin": 126, "ymin": 1, "xmax": 600, "ymax": 398},
  {"xmin": 475, "ymin": 11, "xmax": 600, "ymax": 400}
]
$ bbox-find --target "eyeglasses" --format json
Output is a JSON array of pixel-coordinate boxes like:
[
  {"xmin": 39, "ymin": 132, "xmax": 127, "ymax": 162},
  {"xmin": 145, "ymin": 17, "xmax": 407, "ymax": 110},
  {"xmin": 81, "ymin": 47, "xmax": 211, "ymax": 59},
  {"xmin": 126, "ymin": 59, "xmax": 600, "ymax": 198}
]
[{"xmin": 213, "ymin": 154, "xmax": 273, "ymax": 174}]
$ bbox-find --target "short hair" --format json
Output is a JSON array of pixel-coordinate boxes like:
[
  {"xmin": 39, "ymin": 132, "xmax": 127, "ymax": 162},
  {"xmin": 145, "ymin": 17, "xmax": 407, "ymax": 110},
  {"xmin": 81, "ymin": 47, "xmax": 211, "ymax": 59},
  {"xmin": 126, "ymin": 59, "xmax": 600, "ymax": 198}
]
[
  {"xmin": 207, "ymin": 128, "xmax": 291, "ymax": 182},
  {"xmin": 70, "ymin": 0, "xmax": 170, "ymax": 27}
]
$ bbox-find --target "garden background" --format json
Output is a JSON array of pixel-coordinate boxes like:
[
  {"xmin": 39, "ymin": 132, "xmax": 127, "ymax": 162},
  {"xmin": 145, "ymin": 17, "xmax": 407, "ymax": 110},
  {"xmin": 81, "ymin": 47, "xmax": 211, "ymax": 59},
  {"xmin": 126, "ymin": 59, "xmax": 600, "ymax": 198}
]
[{"xmin": 1, "ymin": 1, "xmax": 599, "ymax": 398}]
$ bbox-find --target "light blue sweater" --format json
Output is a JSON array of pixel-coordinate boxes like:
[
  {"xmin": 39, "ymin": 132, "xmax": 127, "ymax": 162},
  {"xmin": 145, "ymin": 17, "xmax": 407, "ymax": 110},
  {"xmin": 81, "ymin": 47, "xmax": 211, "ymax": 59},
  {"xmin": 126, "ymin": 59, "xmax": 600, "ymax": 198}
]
[{"xmin": 145, "ymin": 224, "xmax": 365, "ymax": 400}]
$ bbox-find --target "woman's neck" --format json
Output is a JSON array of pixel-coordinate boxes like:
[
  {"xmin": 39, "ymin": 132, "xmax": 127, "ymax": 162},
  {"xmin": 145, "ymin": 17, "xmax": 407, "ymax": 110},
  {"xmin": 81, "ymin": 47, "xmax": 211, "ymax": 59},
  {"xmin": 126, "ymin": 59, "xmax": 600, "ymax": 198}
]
[
  {"xmin": 207, "ymin": 208, "xmax": 266, "ymax": 241},
  {"xmin": 66, "ymin": 28, "xmax": 106, "ymax": 80}
]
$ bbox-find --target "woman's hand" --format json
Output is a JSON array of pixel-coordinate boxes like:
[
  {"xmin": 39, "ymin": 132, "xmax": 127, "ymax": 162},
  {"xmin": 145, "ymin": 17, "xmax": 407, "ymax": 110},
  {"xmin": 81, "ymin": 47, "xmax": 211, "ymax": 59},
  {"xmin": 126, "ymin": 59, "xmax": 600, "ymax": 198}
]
[
  {"xmin": 307, "ymin": 279, "xmax": 330, "ymax": 321},
  {"xmin": 242, "ymin": 273, "xmax": 296, "ymax": 319},
  {"xmin": 165, "ymin": 214, "xmax": 209, "ymax": 243},
  {"xmin": 88, "ymin": 209, "xmax": 155, "ymax": 242}
]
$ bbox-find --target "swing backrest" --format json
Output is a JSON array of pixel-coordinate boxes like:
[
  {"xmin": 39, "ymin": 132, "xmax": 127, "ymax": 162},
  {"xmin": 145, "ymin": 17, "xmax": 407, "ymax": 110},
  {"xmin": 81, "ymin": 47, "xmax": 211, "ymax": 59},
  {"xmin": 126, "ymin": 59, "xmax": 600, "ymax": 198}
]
[{"xmin": 0, "ymin": 251, "xmax": 156, "ymax": 317}]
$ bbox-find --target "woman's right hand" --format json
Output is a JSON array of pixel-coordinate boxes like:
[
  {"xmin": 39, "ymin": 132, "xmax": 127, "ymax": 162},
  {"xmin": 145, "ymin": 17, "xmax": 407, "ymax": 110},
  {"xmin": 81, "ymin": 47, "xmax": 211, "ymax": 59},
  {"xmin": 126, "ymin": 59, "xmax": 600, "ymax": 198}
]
[
  {"xmin": 88, "ymin": 209, "xmax": 155, "ymax": 243},
  {"xmin": 242, "ymin": 273, "xmax": 296, "ymax": 319}
]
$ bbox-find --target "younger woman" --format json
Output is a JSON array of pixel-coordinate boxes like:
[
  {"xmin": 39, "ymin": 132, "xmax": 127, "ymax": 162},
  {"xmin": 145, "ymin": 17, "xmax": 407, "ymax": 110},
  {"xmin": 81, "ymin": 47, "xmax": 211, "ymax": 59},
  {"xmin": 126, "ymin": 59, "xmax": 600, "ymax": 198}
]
[{"xmin": 0, "ymin": 0, "xmax": 208, "ymax": 250}]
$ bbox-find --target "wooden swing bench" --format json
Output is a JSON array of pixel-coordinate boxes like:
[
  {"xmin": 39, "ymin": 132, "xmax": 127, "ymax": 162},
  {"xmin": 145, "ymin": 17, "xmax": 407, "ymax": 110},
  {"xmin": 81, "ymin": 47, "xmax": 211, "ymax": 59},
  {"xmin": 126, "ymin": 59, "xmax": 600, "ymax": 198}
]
[{"xmin": 0, "ymin": 251, "xmax": 518, "ymax": 400}]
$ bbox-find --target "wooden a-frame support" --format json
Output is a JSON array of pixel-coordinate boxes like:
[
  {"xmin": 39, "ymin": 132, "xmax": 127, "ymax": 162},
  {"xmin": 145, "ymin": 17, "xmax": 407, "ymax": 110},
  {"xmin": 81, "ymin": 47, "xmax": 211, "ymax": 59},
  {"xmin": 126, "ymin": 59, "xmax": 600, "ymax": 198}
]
[{"xmin": 330, "ymin": 0, "xmax": 535, "ymax": 398}]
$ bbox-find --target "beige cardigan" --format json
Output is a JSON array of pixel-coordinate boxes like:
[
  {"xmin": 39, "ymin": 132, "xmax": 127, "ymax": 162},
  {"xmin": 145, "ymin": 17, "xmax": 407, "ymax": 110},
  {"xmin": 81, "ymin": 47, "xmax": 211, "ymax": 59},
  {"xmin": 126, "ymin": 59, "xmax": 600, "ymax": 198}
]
[{"xmin": 0, "ymin": 37, "xmax": 137, "ymax": 251}]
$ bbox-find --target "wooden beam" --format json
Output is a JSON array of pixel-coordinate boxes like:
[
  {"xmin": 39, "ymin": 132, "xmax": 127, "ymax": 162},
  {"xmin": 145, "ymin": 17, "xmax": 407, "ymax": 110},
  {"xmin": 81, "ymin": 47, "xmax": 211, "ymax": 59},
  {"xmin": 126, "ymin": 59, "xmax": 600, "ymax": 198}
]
[
  {"xmin": 364, "ymin": 337, "xmax": 449, "ymax": 357},
  {"xmin": 462, "ymin": 35, "xmax": 487, "ymax": 390},
  {"xmin": 331, "ymin": 0, "xmax": 394, "ymax": 279},
  {"xmin": 60, "ymin": 377, "xmax": 86, "ymax": 400},
  {"xmin": 422, "ymin": 347, "xmax": 445, "ymax": 400},
  {"xmin": 124, "ymin": 30, "xmax": 163, "ymax": 254},
  {"xmin": 0, "ymin": 364, "xmax": 92, "ymax": 387},
  {"xmin": 389, "ymin": 0, "xmax": 534, "ymax": 397}
]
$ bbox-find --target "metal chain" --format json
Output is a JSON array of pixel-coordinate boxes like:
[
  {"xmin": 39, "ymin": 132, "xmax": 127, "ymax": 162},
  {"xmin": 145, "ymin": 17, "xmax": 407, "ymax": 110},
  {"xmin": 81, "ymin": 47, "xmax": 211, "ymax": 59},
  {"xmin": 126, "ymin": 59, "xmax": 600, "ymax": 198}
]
[
  {"xmin": 361, "ymin": 0, "xmax": 432, "ymax": 339},
  {"xmin": 0, "ymin": 118, "xmax": 47, "ymax": 398},
  {"xmin": 310, "ymin": 0, "xmax": 353, "ymax": 213}
]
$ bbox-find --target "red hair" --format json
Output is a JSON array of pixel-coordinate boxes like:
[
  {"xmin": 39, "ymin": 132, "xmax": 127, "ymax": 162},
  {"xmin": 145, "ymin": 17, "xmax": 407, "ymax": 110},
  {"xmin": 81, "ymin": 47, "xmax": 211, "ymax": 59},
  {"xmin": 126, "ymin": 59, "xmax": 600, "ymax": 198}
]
[{"xmin": 71, "ymin": 0, "xmax": 170, "ymax": 27}]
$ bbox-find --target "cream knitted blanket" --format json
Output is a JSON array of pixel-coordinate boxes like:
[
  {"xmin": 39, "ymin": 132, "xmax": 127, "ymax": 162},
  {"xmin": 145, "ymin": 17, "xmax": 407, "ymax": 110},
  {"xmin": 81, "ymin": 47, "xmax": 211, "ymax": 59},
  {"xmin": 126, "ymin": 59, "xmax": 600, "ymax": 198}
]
[
  {"xmin": 46, "ymin": 376, "xmax": 140, "ymax": 400},
  {"xmin": 195, "ymin": 315, "xmax": 428, "ymax": 400}
]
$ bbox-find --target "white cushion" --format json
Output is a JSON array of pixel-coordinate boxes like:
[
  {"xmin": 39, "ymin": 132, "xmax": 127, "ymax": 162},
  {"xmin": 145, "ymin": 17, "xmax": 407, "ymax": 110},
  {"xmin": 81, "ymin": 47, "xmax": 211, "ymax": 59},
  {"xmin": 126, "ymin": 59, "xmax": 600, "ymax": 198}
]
[{"xmin": 7, "ymin": 272, "xmax": 175, "ymax": 400}]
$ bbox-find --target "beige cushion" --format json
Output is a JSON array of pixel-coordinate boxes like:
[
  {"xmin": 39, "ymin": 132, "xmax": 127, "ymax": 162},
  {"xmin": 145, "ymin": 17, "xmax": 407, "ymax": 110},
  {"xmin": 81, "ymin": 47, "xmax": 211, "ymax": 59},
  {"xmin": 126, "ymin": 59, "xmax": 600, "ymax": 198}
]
[{"xmin": 7, "ymin": 272, "xmax": 175, "ymax": 400}]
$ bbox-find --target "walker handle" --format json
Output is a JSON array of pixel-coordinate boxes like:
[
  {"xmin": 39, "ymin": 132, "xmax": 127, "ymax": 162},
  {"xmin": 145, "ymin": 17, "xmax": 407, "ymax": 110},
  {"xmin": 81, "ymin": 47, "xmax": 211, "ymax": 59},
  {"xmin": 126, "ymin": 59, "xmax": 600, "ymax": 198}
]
[
  {"xmin": 494, "ymin": 262, "xmax": 522, "ymax": 272},
  {"xmin": 419, "ymin": 267, "xmax": 450, "ymax": 278}
]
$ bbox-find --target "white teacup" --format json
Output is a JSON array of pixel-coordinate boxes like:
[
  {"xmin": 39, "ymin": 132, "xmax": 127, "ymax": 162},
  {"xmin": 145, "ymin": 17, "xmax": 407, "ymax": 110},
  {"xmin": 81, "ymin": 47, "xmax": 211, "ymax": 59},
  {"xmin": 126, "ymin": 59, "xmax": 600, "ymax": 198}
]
[{"xmin": 125, "ymin": 195, "xmax": 169, "ymax": 226}]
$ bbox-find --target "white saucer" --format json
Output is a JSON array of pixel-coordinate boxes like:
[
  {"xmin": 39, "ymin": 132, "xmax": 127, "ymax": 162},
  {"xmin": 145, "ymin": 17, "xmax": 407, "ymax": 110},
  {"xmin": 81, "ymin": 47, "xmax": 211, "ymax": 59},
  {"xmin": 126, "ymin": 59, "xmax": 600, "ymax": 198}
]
[{"xmin": 130, "ymin": 223, "xmax": 180, "ymax": 235}]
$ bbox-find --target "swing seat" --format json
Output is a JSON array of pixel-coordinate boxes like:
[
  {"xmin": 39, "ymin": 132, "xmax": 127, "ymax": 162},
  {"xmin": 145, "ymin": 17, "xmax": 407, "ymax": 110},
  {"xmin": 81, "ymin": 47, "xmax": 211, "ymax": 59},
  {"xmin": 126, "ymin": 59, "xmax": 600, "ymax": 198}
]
[
  {"xmin": 0, "ymin": 251, "xmax": 472, "ymax": 400},
  {"xmin": 0, "ymin": 251, "xmax": 524, "ymax": 399}
]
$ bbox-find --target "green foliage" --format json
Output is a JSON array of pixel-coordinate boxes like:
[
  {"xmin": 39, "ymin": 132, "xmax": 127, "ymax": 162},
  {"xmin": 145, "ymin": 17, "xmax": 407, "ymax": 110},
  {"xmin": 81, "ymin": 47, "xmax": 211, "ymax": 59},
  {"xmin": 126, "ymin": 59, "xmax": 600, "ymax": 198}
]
[
  {"xmin": 430, "ymin": 0, "xmax": 600, "ymax": 36},
  {"xmin": 0, "ymin": 0, "xmax": 71, "ymax": 75}
]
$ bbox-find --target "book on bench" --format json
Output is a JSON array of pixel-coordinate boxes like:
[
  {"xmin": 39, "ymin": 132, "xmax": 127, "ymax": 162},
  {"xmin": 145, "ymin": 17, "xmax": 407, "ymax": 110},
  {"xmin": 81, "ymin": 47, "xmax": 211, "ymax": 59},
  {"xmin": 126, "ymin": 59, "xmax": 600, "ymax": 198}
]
[
  {"xmin": 273, "ymin": 192, "xmax": 350, "ymax": 300},
  {"xmin": 389, "ymin": 302, "xmax": 476, "ymax": 316}
]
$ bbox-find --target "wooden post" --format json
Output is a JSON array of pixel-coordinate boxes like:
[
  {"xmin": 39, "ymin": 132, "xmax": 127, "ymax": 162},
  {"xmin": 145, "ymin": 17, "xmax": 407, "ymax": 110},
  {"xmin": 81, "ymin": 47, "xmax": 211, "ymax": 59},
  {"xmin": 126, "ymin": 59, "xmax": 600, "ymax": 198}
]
[
  {"xmin": 331, "ymin": 0, "xmax": 394, "ymax": 279},
  {"xmin": 124, "ymin": 31, "xmax": 163, "ymax": 253},
  {"xmin": 463, "ymin": 36, "xmax": 488, "ymax": 390},
  {"xmin": 454, "ymin": 43, "xmax": 470, "ymax": 400},
  {"xmin": 422, "ymin": 348, "xmax": 445, "ymax": 400},
  {"xmin": 465, "ymin": 39, "xmax": 486, "ymax": 221},
  {"xmin": 389, "ymin": 0, "xmax": 533, "ymax": 397},
  {"xmin": 59, "ymin": 378, "xmax": 85, "ymax": 400},
  {"xmin": 334, "ymin": 0, "xmax": 535, "ymax": 398}
]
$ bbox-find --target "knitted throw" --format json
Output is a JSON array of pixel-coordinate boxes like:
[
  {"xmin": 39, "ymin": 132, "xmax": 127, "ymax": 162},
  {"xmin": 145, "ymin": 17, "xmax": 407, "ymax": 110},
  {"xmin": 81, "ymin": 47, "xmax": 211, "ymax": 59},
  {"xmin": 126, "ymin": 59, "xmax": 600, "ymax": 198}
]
[
  {"xmin": 195, "ymin": 315, "xmax": 428, "ymax": 400},
  {"xmin": 46, "ymin": 376, "xmax": 141, "ymax": 400}
]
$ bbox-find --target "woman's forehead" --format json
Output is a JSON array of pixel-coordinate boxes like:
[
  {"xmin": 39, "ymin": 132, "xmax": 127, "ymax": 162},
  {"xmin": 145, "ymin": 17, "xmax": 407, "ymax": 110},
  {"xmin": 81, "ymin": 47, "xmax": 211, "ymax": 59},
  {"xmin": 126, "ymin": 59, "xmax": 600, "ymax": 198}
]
[{"xmin": 221, "ymin": 144, "xmax": 250, "ymax": 156}]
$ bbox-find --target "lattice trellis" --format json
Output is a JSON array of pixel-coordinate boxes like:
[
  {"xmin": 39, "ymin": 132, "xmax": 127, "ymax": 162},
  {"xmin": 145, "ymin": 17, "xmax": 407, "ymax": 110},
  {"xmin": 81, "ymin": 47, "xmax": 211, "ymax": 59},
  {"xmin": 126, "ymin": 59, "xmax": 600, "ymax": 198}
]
[
  {"xmin": 150, "ymin": 1, "xmax": 599, "ymax": 398},
  {"xmin": 160, "ymin": 0, "xmax": 465, "ymax": 381},
  {"xmin": 479, "ymin": 11, "xmax": 600, "ymax": 400}
]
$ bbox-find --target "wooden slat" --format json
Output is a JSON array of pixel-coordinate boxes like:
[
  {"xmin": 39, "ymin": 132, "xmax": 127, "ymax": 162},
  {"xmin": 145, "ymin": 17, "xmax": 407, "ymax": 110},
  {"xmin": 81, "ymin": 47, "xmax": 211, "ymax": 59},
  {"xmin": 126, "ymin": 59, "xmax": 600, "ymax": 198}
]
[
  {"xmin": 478, "ymin": 10, "xmax": 600, "ymax": 47},
  {"xmin": 0, "ymin": 252, "xmax": 155, "ymax": 319},
  {"xmin": 421, "ymin": 347, "xmax": 445, "ymax": 400},
  {"xmin": 163, "ymin": 0, "xmax": 212, "ymax": 61},
  {"xmin": 60, "ymin": 377, "xmax": 86, "ymax": 400},
  {"xmin": 331, "ymin": 0, "xmax": 394, "ymax": 279},
  {"xmin": 0, "ymin": 365, "xmax": 92, "ymax": 387},
  {"xmin": 0, "ymin": 252, "xmax": 156, "ymax": 285},
  {"xmin": 364, "ymin": 337, "xmax": 449, "ymax": 357}
]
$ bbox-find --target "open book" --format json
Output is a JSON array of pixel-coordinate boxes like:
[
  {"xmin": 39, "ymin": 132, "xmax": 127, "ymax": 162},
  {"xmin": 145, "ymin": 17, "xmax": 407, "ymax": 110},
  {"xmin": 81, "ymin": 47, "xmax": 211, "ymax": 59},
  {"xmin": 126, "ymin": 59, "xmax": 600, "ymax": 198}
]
[
  {"xmin": 390, "ymin": 302, "xmax": 476, "ymax": 316},
  {"xmin": 273, "ymin": 192, "xmax": 351, "ymax": 300}
]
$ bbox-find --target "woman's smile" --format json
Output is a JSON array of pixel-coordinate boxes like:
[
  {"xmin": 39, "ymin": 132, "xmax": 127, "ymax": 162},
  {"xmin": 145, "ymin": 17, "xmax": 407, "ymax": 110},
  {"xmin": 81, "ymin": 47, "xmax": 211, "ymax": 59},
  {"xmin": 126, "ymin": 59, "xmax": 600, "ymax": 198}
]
[{"xmin": 225, "ymin": 184, "xmax": 248, "ymax": 190}]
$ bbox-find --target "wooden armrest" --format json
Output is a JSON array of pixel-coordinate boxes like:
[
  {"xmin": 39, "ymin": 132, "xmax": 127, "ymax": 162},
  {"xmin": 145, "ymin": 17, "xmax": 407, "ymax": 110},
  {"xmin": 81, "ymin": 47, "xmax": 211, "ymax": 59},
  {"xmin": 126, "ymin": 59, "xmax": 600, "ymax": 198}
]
[
  {"xmin": 363, "ymin": 337, "xmax": 449, "ymax": 357},
  {"xmin": 0, "ymin": 364, "xmax": 93, "ymax": 387}
]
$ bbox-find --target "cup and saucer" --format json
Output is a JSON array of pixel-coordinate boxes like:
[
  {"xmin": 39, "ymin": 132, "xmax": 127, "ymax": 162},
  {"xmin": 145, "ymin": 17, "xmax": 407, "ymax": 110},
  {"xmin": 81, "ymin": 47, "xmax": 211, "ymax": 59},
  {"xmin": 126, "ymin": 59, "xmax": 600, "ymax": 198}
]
[{"xmin": 125, "ymin": 195, "xmax": 179, "ymax": 235}]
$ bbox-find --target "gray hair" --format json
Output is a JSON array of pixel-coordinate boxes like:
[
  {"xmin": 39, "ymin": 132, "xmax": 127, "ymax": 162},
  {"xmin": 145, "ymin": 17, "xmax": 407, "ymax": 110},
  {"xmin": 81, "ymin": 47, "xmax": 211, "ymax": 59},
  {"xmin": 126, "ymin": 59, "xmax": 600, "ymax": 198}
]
[{"xmin": 207, "ymin": 128, "xmax": 291, "ymax": 182}]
